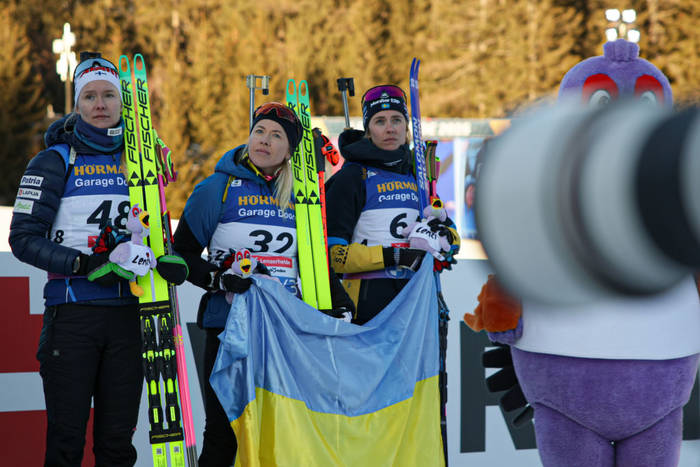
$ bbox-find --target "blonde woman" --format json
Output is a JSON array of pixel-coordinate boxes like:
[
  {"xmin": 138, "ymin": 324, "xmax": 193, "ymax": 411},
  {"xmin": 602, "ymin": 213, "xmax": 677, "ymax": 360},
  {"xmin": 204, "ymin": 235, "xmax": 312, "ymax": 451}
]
[{"xmin": 173, "ymin": 102, "xmax": 353, "ymax": 465}]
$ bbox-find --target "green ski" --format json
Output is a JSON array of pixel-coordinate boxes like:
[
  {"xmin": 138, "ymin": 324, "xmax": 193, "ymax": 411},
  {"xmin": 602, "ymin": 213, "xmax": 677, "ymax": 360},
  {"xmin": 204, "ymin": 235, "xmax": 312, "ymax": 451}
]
[
  {"xmin": 119, "ymin": 53, "xmax": 186, "ymax": 467},
  {"xmin": 285, "ymin": 79, "xmax": 331, "ymax": 309}
]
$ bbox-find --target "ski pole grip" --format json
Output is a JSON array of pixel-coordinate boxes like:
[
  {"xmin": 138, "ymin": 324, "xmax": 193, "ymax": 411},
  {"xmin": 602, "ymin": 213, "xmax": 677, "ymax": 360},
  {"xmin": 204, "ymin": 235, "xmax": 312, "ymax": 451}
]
[
  {"xmin": 337, "ymin": 77, "xmax": 355, "ymax": 129},
  {"xmin": 247, "ymin": 74, "xmax": 271, "ymax": 128}
]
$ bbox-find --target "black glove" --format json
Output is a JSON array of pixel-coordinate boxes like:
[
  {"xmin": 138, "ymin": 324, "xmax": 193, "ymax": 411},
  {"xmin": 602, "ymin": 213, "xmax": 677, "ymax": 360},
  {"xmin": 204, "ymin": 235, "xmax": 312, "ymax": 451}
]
[
  {"xmin": 427, "ymin": 216, "xmax": 455, "ymax": 244},
  {"xmin": 156, "ymin": 254, "xmax": 189, "ymax": 285},
  {"xmin": 330, "ymin": 269, "xmax": 355, "ymax": 317},
  {"xmin": 212, "ymin": 270, "xmax": 253, "ymax": 294},
  {"xmin": 78, "ymin": 252, "xmax": 134, "ymax": 287},
  {"xmin": 254, "ymin": 261, "xmax": 271, "ymax": 276},
  {"xmin": 382, "ymin": 247, "xmax": 426, "ymax": 271},
  {"xmin": 483, "ymin": 343, "xmax": 533, "ymax": 428}
]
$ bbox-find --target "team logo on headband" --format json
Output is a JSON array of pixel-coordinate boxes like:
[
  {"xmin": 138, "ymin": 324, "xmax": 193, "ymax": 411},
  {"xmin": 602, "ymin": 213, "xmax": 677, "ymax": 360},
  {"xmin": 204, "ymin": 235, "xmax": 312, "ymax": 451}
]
[{"xmin": 77, "ymin": 65, "xmax": 119, "ymax": 80}]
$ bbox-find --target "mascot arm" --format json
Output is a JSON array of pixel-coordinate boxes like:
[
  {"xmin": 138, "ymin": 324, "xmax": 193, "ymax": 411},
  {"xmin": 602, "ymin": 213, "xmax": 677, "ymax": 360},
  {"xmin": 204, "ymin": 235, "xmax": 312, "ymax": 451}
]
[{"xmin": 464, "ymin": 274, "xmax": 522, "ymax": 341}]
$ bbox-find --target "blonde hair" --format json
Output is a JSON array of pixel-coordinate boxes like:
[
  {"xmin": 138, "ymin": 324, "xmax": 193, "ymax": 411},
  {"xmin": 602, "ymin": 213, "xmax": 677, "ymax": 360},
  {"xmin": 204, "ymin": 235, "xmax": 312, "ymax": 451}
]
[
  {"xmin": 242, "ymin": 144, "xmax": 293, "ymax": 211},
  {"xmin": 274, "ymin": 159, "xmax": 293, "ymax": 212}
]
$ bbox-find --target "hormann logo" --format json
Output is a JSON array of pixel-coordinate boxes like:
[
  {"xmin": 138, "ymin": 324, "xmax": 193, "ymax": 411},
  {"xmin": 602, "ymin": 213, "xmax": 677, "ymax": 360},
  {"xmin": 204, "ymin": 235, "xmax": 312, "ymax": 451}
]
[
  {"xmin": 238, "ymin": 195, "xmax": 280, "ymax": 206},
  {"xmin": 20, "ymin": 175, "xmax": 43, "ymax": 187},
  {"xmin": 376, "ymin": 181, "xmax": 418, "ymax": 193},
  {"xmin": 73, "ymin": 164, "xmax": 120, "ymax": 176}
]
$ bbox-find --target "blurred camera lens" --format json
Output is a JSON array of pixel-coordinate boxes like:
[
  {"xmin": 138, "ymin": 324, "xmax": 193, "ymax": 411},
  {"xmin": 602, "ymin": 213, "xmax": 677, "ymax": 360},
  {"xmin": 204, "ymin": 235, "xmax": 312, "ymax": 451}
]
[{"xmin": 475, "ymin": 102, "xmax": 700, "ymax": 304}]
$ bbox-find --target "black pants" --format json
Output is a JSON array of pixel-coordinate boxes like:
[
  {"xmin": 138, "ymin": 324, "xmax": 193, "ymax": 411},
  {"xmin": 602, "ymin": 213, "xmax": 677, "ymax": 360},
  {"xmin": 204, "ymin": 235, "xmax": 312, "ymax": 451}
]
[
  {"xmin": 37, "ymin": 303, "xmax": 143, "ymax": 467},
  {"xmin": 354, "ymin": 278, "xmax": 410, "ymax": 325},
  {"xmin": 198, "ymin": 327, "xmax": 237, "ymax": 467}
]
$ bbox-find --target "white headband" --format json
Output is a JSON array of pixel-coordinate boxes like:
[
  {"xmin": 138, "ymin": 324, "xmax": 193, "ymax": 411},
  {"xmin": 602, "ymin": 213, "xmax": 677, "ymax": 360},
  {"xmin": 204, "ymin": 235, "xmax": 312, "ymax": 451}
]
[{"xmin": 74, "ymin": 63, "xmax": 121, "ymax": 107}]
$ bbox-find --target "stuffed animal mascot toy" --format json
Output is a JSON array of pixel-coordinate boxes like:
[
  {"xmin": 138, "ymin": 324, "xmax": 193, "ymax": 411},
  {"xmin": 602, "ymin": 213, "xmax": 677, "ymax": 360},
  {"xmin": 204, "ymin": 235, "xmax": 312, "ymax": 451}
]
[
  {"xmin": 403, "ymin": 199, "xmax": 453, "ymax": 262},
  {"xmin": 464, "ymin": 39, "xmax": 700, "ymax": 467},
  {"xmin": 109, "ymin": 204, "xmax": 157, "ymax": 297}
]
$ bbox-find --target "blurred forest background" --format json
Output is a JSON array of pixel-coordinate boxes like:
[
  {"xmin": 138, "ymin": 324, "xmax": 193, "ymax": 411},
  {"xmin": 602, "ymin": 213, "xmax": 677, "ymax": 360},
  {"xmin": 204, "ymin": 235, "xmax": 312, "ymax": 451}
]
[{"xmin": 1, "ymin": 0, "xmax": 698, "ymax": 216}]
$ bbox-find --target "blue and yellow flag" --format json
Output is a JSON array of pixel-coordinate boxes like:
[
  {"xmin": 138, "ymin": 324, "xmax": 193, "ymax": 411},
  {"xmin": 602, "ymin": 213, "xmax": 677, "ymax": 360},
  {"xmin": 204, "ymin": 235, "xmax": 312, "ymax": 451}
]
[{"xmin": 210, "ymin": 258, "xmax": 444, "ymax": 466}]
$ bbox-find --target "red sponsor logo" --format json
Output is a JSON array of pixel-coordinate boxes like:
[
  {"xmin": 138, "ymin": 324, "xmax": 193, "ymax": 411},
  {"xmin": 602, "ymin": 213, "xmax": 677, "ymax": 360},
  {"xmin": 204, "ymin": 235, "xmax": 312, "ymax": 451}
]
[{"xmin": 255, "ymin": 255, "xmax": 293, "ymax": 268}]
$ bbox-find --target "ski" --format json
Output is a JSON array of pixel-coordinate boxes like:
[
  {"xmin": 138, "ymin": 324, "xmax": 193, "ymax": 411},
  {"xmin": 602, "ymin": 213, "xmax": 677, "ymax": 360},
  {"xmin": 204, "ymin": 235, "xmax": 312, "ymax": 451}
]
[
  {"xmin": 285, "ymin": 79, "xmax": 332, "ymax": 309},
  {"xmin": 409, "ymin": 58, "xmax": 429, "ymax": 212},
  {"xmin": 119, "ymin": 53, "xmax": 186, "ymax": 467},
  {"xmin": 409, "ymin": 57, "xmax": 450, "ymax": 464}
]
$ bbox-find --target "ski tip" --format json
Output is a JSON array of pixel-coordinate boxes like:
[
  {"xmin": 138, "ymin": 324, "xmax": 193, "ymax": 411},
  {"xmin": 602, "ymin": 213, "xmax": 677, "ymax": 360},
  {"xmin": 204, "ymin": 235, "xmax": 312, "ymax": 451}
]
[
  {"xmin": 299, "ymin": 80, "xmax": 309, "ymax": 98},
  {"xmin": 119, "ymin": 55, "xmax": 131, "ymax": 74},
  {"xmin": 286, "ymin": 79, "xmax": 296, "ymax": 95},
  {"xmin": 134, "ymin": 54, "xmax": 146, "ymax": 73}
]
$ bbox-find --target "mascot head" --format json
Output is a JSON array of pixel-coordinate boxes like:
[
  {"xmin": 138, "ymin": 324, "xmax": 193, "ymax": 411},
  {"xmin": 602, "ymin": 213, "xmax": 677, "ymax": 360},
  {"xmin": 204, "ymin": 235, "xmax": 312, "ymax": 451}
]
[{"xmin": 558, "ymin": 39, "xmax": 672, "ymax": 107}]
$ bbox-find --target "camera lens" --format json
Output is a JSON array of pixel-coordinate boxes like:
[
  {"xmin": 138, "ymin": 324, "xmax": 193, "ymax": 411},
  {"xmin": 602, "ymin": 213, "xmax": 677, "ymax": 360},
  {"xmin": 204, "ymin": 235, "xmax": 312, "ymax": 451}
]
[{"xmin": 476, "ymin": 102, "xmax": 699, "ymax": 304}]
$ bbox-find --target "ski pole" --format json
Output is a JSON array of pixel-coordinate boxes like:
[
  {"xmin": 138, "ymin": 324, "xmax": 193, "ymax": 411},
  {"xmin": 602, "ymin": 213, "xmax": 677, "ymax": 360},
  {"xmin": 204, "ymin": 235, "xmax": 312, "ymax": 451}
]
[
  {"xmin": 336, "ymin": 77, "xmax": 355, "ymax": 129},
  {"xmin": 246, "ymin": 74, "xmax": 270, "ymax": 128},
  {"xmin": 154, "ymin": 133, "xmax": 199, "ymax": 466}
]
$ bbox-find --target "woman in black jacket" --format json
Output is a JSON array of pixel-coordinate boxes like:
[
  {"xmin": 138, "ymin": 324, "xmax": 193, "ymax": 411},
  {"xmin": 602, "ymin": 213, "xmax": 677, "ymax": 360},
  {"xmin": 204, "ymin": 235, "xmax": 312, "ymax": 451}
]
[
  {"xmin": 325, "ymin": 85, "xmax": 459, "ymax": 324},
  {"xmin": 9, "ymin": 52, "xmax": 185, "ymax": 467}
]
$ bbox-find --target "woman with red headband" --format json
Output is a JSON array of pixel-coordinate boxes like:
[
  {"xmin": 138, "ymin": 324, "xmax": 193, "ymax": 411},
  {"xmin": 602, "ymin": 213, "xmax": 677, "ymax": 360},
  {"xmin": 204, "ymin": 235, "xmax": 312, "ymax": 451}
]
[
  {"xmin": 173, "ymin": 102, "xmax": 354, "ymax": 465},
  {"xmin": 325, "ymin": 85, "xmax": 460, "ymax": 324}
]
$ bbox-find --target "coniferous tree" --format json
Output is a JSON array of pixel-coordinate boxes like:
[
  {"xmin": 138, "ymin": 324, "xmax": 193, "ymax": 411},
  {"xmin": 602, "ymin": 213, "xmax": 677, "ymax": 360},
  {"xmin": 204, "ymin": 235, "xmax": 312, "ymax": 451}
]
[{"xmin": 0, "ymin": 3, "xmax": 47, "ymax": 204}]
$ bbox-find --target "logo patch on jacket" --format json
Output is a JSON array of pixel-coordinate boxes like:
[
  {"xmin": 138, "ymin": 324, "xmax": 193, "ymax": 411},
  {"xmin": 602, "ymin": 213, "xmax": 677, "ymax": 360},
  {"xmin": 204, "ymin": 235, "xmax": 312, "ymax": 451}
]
[
  {"xmin": 13, "ymin": 198, "xmax": 34, "ymax": 214},
  {"xmin": 20, "ymin": 175, "xmax": 43, "ymax": 187},
  {"xmin": 17, "ymin": 188, "xmax": 42, "ymax": 200}
]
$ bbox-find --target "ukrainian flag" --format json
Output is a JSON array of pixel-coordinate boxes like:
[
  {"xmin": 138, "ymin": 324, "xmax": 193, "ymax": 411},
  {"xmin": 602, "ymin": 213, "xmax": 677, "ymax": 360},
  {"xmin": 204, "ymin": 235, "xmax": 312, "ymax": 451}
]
[{"xmin": 210, "ymin": 257, "xmax": 444, "ymax": 466}]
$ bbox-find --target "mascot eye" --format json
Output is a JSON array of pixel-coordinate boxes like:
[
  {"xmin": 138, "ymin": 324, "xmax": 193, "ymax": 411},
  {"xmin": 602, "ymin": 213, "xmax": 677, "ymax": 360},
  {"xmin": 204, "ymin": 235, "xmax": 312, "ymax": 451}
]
[
  {"xmin": 244, "ymin": 250, "xmax": 251, "ymax": 259},
  {"xmin": 236, "ymin": 251, "xmax": 244, "ymax": 261},
  {"xmin": 581, "ymin": 73, "xmax": 618, "ymax": 106},
  {"xmin": 131, "ymin": 206, "xmax": 140, "ymax": 216},
  {"xmin": 637, "ymin": 90, "xmax": 658, "ymax": 105},
  {"xmin": 634, "ymin": 74, "xmax": 664, "ymax": 106},
  {"xmin": 587, "ymin": 89, "xmax": 614, "ymax": 108}
]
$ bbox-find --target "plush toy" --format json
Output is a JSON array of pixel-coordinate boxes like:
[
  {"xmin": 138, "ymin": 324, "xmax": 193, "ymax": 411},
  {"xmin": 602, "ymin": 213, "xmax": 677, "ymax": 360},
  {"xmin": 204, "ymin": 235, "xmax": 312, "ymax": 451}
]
[
  {"xmin": 222, "ymin": 249, "xmax": 256, "ymax": 304},
  {"xmin": 402, "ymin": 199, "xmax": 452, "ymax": 261},
  {"xmin": 464, "ymin": 40, "xmax": 700, "ymax": 467},
  {"xmin": 108, "ymin": 204, "xmax": 157, "ymax": 297}
]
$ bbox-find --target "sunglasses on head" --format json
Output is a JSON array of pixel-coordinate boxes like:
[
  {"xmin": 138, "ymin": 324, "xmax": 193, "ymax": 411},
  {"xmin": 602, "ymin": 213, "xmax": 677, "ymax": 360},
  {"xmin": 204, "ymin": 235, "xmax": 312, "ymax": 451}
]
[
  {"xmin": 361, "ymin": 85, "xmax": 407, "ymax": 106},
  {"xmin": 254, "ymin": 102, "xmax": 301, "ymax": 127}
]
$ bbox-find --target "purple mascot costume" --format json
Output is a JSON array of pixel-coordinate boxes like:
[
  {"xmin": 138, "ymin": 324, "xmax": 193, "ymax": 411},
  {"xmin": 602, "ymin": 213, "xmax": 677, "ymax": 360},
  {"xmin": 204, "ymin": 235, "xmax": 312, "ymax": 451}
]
[{"xmin": 466, "ymin": 40, "xmax": 700, "ymax": 467}]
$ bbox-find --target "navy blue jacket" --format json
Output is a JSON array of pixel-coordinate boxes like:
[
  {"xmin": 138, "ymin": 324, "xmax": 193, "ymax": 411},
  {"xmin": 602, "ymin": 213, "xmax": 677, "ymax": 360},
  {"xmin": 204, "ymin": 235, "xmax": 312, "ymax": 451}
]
[{"xmin": 9, "ymin": 115, "xmax": 135, "ymax": 306}]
